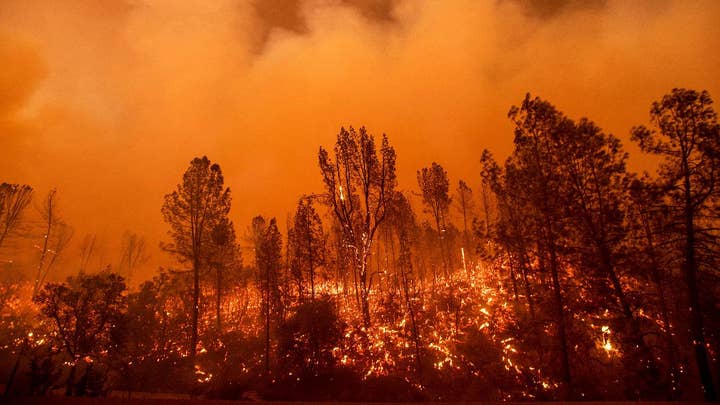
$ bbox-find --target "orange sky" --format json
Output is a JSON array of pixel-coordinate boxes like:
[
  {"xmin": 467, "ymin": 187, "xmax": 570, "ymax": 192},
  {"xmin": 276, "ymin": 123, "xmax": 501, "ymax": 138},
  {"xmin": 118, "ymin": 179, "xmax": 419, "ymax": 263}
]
[{"xmin": 1, "ymin": 0, "xmax": 719, "ymax": 281}]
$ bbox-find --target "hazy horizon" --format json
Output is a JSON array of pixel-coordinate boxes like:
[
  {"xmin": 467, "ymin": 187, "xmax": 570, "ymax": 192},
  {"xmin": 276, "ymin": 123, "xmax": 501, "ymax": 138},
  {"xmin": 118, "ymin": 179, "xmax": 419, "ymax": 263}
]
[{"xmin": 2, "ymin": 0, "xmax": 719, "ymax": 281}]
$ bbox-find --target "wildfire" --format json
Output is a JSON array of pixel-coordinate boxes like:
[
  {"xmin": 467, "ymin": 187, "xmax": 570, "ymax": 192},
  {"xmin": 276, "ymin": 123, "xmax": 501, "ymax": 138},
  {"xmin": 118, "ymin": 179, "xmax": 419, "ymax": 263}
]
[
  {"xmin": 1, "ymin": 246, "xmax": 637, "ymax": 400},
  {"xmin": 195, "ymin": 365, "xmax": 213, "ymax": 383},
  {"xmin": 600, "ymin": 325, "xmax": 615, "ymax": 356}
]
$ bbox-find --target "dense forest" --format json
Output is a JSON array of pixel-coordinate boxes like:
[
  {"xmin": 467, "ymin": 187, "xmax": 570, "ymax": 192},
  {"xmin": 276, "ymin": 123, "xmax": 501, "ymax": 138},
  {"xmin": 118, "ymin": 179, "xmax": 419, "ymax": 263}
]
[{"xmin": 1, "ymin": 88, "xmax": 718, "ymax": 401}]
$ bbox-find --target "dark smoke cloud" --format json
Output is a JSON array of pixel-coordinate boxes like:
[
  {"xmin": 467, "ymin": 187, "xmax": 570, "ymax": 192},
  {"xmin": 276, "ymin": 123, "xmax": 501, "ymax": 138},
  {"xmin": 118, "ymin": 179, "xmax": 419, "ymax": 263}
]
[
  {"xmin": 511, "ymin": 0, "xmax": 607, "ymax": 18},
  {"xmin": 340, "ymin": 0, "xmax": 398, "ymax": 21},
  {"xmin": 252, "ymin": 0, "xmax": 398, "ymax": 51},
  {"xmin": 252, "ymin": 0, "xmax": 309, "ymax": 51}
]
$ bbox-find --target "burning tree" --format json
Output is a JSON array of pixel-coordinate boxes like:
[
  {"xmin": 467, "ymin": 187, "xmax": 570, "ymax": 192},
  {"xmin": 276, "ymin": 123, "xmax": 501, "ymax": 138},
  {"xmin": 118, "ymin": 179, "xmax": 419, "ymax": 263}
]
[
  {"xmin": 207, "ymin": 218, "xmax": 240, "ymax": 334},
  {"xmin": 417, "ymin": 162, "xmax": 452, "ymax": 277},
  {"xmin": 252, "ymin": 216, "xmax": 284, "ymax": 372},
  {"xmin": 161, "ymin": 156, "xmax": 231, "ymax": 362},
  {"xmin": 318, "ymin": 126, "xmax": 397, "ymax": 327},
  {"xmin": 3, "ymin": 90, "xmax": 719, "ymax": 403},
  {"xmin": 501, "ymin": 94, "xmax": 574, "ymax": 394},
  {"xmin": 33, "ymin": 189, "xmax": 73, "ymax": 297},
  {"xmin": 289, "ymin": 198, "xmax": 326, "ymax": 300},
  {"xmin": 632, "ymin": 88, "xmax": 720, "ymax": 401},
  {"xmin": 385, "ymin": 191, "xmax": 424, "ymax": 376},
  {"xmin": 33, "ymin": 272, "xmax": 127, "ymax": 396},
  {"xmin": 455, "ymin": 180, "xmax": 475, "ymax": 265}
]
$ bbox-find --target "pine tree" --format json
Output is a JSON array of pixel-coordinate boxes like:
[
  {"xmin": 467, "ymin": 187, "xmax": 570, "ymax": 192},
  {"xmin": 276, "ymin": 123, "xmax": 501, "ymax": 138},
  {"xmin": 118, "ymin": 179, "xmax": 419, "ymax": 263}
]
[
  {"xmin": 318, "ymin": 126, "xmax": 397, "ymax": 327},
  {"xmin": 632, "ymin": 89, "xmax": 720, "ymax": 400},
  {"xmin": 254, "ymin": 216, "xmax": 283, "ymax": 372},
  {"xmin": 417, "ymin": 162, "xmax": 452, "ymax": 276},
  {"xmin": 289, "ymin": 198, "xmax": 326, "ymax": 300},
  {"xmin": 161, "ymin": 156, "xmax": 231, "ymax": 362}
]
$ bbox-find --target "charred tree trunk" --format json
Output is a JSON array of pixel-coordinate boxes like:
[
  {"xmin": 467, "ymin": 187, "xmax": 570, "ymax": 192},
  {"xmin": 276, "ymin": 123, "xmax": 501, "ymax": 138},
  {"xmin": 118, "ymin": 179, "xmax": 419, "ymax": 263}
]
[
  {"xmin": 682, "ymin": 169, "xmax": 716, "ymax": 401},
  {"xmin": 642, "ymin": 215, "xmax": 680, "ymax": 397},
  {"xmin": 519, "ymin": 251, "xmax": 535, "ymax": 319},
  {"xmin": 547, "ymin": 232, "xmax": 571, "ymax": 396},
  {"xmin": 216, "ymin": 263, "xmax": 222, "ymax": 334},
  {"xmin": 191, "ymin": 255, "xmax": 200, "ymax": 363},
  {"xmin": 359, "ymin": 251, "xmax": 372, "ymax": 328},
  {"xmin": 265, "ymin": 261, "xmax": 271, "ymax": 373}
]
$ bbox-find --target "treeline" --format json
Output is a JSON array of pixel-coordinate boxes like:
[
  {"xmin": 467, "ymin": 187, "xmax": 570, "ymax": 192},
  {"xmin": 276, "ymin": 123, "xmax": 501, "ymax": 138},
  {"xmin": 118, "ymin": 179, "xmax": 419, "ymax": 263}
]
[{"xmin": 0, "ymin": 88, "xmax": 718, "ymax": 401}]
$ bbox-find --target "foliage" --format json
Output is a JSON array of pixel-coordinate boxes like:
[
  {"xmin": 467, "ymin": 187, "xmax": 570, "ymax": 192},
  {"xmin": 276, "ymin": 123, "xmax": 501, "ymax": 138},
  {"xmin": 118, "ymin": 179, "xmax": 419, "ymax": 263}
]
[{"xmin": 1, "ymin": 91, "xmax": 719, "ymax": 401}]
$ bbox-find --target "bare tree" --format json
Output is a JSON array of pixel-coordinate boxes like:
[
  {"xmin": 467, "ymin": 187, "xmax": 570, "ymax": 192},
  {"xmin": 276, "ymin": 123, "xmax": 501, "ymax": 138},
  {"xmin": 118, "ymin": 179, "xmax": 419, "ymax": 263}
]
[
  {"xmin": 455, "ymin": 179, "xmax": 474, "ymax": 265},
  {"xmin": 78, "ymin": 234, "xmax": 97, "ymax": 274},
  {"xmin": 33, "ymin": 189, "xmax": 73, "ymax": 297},
  {"xmin": 0, "ymin": 183, "xmax": 33, "ymax": 249},
  {"xmin": 119, "ymin": 232, "xmax": 150, "ymax": 286},
  {"xmin": 318, "ymin": 126, "xmax": 397, "ymax": 327}
]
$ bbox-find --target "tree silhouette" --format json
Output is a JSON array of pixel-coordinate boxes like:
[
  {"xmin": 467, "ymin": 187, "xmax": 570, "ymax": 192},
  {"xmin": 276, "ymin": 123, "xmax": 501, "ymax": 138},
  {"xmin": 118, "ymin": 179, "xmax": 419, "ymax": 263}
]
[
  {"xmin": 553, "ymin": 116, "xmax": 662, "ymax": 394},
  {"xmin": 417, "ymin": 162, "xmax": 452, "ymax": 277},
  {"xmin": 208, "ymin": 218, "xmax": 239, "ymax": 334},
  {"xmin": 506, "ymin": 94, "xmax": 574, "ymax": 395},
  {"xmin": 481, "ymin": 149, "xmax": 536, "ymax": 318},
  {"xmin": 628, "ymin": 176, "xmax": 683, "ymax": 397},
  {"xmin": 161, "ymin": 156, "xmax": 231, "ymax": 362},
  {"xmin": 4, "ymin": 89, "xmax": 720, "ymax": 402},
  {"xmin": 455, "ymin": 180, "xmax": 474, "ymax": 267},
  {"xmin": 318, "ymin": 126, "xmax": 397, "ymax": 327},
  {"xmin": 385, "ymin": 190, "xmax": 424, "ymax": 376},
  {"xmin": 0, "ymin": 183, "xmax": 33, "ymax": 250},
  {"xmin": 278, "ymin": 297, "xmax": 344, "ymax": 377},
  {"xmin": 289, "ymin": 198, "xmax": 326, "ymax": 300},
  {"xmin": 119, "ymin": 232, "xmax": 150, "ymax": 286},
  {"xmin": 33, "ymin": 189, "xmax": 73, "ymax": 297},
  {"xmin": 78, "ymin": 234, "xmax": 97, "ymax": 274},
  {"xmin": 632, "ymin": 88, "xmax": 719, "ymax": 401},
  {"xmin": 34, "ymin": 272, "xmax": 127, "ymax": 396},
  {"xmin": 253, "ymin": 216, "xmax": 283, "ymax": 372}
]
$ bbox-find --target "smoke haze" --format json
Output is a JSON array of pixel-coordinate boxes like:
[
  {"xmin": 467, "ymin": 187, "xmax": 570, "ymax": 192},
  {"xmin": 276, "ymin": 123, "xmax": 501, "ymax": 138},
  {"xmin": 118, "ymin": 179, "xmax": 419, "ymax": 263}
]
[{"xmin": 1, "ymin": 0, "xmax": 718, "ymax": 280}]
